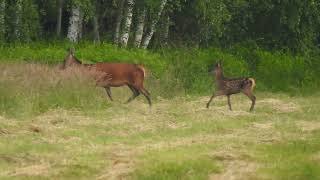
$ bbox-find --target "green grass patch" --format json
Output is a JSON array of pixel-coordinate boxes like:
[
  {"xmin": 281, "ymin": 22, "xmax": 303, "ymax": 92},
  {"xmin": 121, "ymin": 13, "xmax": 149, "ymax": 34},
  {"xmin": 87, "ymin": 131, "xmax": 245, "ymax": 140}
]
[
  {"xmin": 132, "ymin": 146, "xmax": 220, "ymax": 180},
  {"xmin": 256, "ymin": 137, "xmax": 320, "ymax": 180}
]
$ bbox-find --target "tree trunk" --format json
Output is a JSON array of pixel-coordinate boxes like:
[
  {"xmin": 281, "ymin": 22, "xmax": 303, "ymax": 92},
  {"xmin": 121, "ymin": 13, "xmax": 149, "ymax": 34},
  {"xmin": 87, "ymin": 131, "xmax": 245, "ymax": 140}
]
[
  {"xmin": 141, "ymin": 0, "xmax": 167, "ymax": 49},
  {"xmin": 67, "ymin": 6, "xmax": 81, "ymax": 42},
  {"xmin": 56, "ymin": 0, "xmax": 63, "ymax": 37},
  {"xmin": 14, "ymin": 0, "xmax": 23, "ymax": 40},
  {"xmin": 92, "ymin": 0, "xmax": 100, "ymax": 43},
  {"xmin": 119, "ymin": 0, "xmax": 135, "ymax": 48},
  {"xmin": 161, "ymin": 14, "xmax": 170, "ymax": 46},
  {"xmin": 93, "ymin": 14, "xmax": 100, "ymax": 43},
  {"xmin": 113, "ymin": 0, "xmax": 125, "ymax": 44},
  {"xmin": 78, "ymin": 10, "xmax": 84, "ymax": 39},
  {"xmin": 0, "ymin": 0, "xmax": 5, "ymax": 42},
  {"xmin": 133, "ymin": 8, "xmax": 146, "ymax": 48}
]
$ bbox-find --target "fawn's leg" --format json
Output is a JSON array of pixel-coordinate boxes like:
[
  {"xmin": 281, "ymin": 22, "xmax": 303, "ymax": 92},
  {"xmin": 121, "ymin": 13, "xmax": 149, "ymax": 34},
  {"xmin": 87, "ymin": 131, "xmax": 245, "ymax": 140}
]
[
  {"xmin": 104, "ymin": 87, "xmax": 113, "ymax": 101},
  {"xmin": 227, "ymin": 95, "xmax": 232, "ymax": 111},
  {"xmin": 242, "ymin": 90, "xmax": 256, "ymax": 111},
  {"xmin": 125, "ymin": 85, "xmax": 140, "ymax": 104},
  {"xmin": 206, "ymin": 91, "xmax": 224, "ymax": 108}
]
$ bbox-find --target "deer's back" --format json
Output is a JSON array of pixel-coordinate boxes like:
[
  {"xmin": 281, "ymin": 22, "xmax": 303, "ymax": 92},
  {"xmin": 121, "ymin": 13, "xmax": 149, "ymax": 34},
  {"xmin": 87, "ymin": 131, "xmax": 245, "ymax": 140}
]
[
  {"xmin": 218, "ymin": 77, "xmax": 248, "ymax": 95},
  {"xmin": 94, "ymin": 63, "xmax": 143, "ymax": 86}
]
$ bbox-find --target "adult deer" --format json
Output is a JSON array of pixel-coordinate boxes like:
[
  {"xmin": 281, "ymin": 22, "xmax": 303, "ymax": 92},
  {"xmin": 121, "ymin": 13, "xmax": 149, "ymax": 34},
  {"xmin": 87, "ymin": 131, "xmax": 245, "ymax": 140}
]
[
  {"xmin": 206, "ymin": 62, "xmax": 256, "ymax": 111},
  {"xmin": 60, "ymin": 48, "xmax": 152, "ymax": 106}
]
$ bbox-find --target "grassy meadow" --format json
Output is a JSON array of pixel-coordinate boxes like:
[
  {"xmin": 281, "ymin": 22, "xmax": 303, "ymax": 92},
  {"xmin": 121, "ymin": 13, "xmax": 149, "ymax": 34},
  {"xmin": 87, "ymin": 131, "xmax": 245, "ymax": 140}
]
[{"xmin": 1, "ymin": 43, "xmax": 320, "ymax": 179}]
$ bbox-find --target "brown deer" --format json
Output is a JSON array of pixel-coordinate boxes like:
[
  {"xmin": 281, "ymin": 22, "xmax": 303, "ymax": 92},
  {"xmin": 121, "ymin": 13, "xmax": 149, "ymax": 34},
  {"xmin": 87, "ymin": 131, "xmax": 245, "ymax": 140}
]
[
  {"xmin": 206, "ymin": 62, "xmax": 256, "ymax": 111},
  {"xmin": 60, "ymin": 48, "xmax": 152, "ymax": 106}
]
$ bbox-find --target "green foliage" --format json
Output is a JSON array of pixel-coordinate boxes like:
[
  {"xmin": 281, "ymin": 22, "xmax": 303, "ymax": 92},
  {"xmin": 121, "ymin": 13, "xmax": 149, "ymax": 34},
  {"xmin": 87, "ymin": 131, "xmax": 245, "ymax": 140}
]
[
  {"xmin": 256, "ymin": 51, "xmax": 307, "ymax": 91},
  {"xmin": 228, "ymin": 44, "xmax": 320, "ymax": 92},
  {"xmin": 5, "ymin": 0, "xmax": 40, "ymax": 42},
  {"xmin": 0, "ymin": 0, "xmax": 5, "ymax": 43},
  {"xmin": 0, "ymin": 0, "xmax": 320, "ymax": 52},
  {"xmin": 0, "ymin": 42, "xmax": 319, "ymax": 100},
  {"xmin": 161, "ymin": 47, "xmax": 249, "ymax": 94},
  {"xmin": 0, "ymin": 42, "xmax": 167, "ymax": 76},
  {"xmin": 223, "ymin": 0, "xmax": 320, "ymax": 52},
  {"xmin": 195, "ymin": 0, "xmax": 231, "ymax": 45}
]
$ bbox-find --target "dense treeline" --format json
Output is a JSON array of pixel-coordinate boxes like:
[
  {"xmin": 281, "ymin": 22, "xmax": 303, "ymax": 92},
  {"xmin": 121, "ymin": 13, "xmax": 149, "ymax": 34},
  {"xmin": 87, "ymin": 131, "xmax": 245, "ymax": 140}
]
[{"xmin": 0, "ymin": 0, "xmax": 320, "ymax": 52}]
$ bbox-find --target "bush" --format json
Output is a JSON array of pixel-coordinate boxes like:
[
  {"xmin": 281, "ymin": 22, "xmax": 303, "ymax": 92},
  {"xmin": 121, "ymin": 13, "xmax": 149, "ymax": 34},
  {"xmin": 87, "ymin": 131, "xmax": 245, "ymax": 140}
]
[{"xmin": 0, "ymin": 41, "xmax": 319, "ymax": 98}]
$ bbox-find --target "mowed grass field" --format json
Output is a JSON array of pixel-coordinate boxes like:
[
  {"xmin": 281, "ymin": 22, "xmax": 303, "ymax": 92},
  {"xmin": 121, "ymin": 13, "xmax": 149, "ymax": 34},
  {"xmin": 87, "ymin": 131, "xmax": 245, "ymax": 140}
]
[{"xmin": 0, "ymin": 64, "xmax": 320, "ymax": 179}]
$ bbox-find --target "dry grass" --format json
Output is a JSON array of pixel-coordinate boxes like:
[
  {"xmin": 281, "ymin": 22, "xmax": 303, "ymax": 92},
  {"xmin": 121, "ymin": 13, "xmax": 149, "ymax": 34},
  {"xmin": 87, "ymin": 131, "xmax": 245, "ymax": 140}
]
[
  {"xmin": 209, "ymin": 160, "xmax": 258, "ymax": 180},
  {"xmin": 259, "ymin": 98, "xmax": 300, "ymax": 113},
  {"xmin": 2, "ymin": 163, "xmax": 51, "ymax": 177},
  {"xmin": 298, "ymin": 121, "xmax": 320, "ymax": 132}
]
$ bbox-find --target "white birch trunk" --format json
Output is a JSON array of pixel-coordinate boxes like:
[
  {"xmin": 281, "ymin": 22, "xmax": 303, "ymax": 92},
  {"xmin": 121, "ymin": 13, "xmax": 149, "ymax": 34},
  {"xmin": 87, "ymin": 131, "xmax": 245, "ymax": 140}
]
[
  {"xmin": 133, "ymin": 8, "xmax": 146, "ymax": 48},
  {"xmin": 113, "ymin": 0, "xmax": 125, "ymax": 44},
  {"xmin": 67, "ymin": 6, "xmax": 81, "ymax": 42},
  {"xmin": 56, "ymin": 0, "xmax": 63, "ymax": 37},
  {"xmin": 141, "ymin": 0, "xmax": 167, "ymax": 49},
  {"xmin": 0, "ymin": 0, "xmax": 5, "ymax": 41},
  {"xmin": 119, "ymin": 0, "xmax": 135, "ymax": 47}
]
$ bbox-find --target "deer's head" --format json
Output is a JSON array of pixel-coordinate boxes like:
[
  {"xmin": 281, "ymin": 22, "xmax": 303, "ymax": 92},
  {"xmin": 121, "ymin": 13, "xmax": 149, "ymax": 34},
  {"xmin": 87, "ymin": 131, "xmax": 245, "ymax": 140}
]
[{"xmin": 60, "ymin": 48, "xmax": 82, "ymax": 69}]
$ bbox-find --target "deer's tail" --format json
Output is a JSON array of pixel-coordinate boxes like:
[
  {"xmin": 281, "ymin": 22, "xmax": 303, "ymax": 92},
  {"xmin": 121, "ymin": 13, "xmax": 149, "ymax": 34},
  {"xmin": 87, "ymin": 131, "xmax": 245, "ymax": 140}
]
[
  {"xmin": 248, "ymin": 78, "xmax": 256, "ymax": 91},
  {"xmin": 137, "ymin": 65, "xmax": 146, "ymax": 78}
]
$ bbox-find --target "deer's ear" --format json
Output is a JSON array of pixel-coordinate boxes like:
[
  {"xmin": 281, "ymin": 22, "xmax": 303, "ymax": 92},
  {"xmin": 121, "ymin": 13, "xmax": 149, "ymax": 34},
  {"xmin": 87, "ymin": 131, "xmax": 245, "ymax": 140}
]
[{"xmin": 68, "ymin": 48, "xmax": 75, "ymax": 56}]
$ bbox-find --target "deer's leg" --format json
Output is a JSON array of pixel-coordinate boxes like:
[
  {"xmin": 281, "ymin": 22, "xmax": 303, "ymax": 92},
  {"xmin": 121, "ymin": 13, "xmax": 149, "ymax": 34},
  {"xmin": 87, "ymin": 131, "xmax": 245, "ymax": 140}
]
[
  {"xmin": 242, "ymin": 90, "xmax": 256, "ymax": 112},
  {"xmin": 139, "ymin": 87, "xmax": 152, "ymax": 107},
  {"xmin": 104, "ymin": 87, "xmax": 113, "ymax": 101},
  {"xmin": 206, "ymin": 91, "xmax": 224, "ymax": 108},
  {"xmin": 125, "ymin": 85, "xmax": 140, "ymax": 104},
  {"xmin": 227, "ymin": 95, "xmax": 232, "ymax": 111}
]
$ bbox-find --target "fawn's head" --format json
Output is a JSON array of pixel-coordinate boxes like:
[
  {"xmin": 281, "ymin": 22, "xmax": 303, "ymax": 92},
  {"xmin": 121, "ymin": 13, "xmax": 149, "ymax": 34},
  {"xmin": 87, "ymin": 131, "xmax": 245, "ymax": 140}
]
[{"xmin": 213, "ymin": 62, "xmax": 223, "ymax": 77}]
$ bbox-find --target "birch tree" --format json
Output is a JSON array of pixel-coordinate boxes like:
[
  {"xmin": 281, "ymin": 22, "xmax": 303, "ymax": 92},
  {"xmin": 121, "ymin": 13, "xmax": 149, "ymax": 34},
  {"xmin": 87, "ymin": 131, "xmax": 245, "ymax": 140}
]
[
  {"xmin": 140, "ymin": 0, "xmax": 167, "ymax": 49},
  {"xmin": 56, "ymin": 0, "xmax": 63, "ymax": 37},
  {"xmin": 0, "ymin": 0, "xmax": 5, "ymax": 42},
  {"xmin": 133, "ymin": 8, "xmax": 146, "ymax": 48},
  {"xmin": 119, "ymin": 0, "xmax": 135, "ymax": 47},
  {"xmin": 67, "ymin": 5, "xmax": 81, "ymax": 42},
  {"xmin": 113, "ymin": 0, "xmax": 125, "ymax": 44}
]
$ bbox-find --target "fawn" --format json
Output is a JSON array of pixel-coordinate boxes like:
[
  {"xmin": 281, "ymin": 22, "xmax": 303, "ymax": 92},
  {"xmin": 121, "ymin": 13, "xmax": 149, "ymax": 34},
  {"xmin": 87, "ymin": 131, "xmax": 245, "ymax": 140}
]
[{"xmin": 206, "ymin": 62, "xmax": 256, "ymax": 111}]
